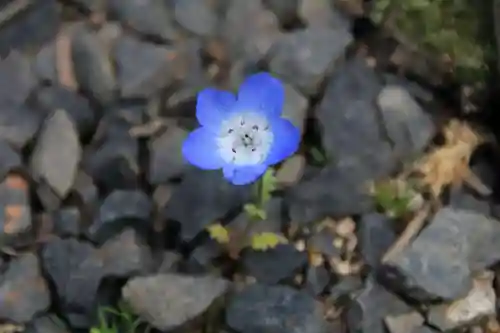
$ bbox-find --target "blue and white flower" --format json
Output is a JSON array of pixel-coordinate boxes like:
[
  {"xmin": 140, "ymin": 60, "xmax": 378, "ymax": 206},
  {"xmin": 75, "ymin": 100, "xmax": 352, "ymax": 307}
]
[{"xmin": 182, "ymin": 72, "xmax": 300, "ymax": 185}]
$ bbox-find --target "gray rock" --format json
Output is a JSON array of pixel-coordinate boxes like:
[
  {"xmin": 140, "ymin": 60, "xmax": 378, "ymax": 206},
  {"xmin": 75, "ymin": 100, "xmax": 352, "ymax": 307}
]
[
  {"xmin": 72, "ymin": 171, "xmax": 99, "ymax": 214},
  {"xmin": 304, "ymin": 265, "xmax": 330, "ymax": 295},
  {"xmin": 108, "ymin": 0, "xmax": 177, "ymax": 42},
  {"xmin": 328, "ymin": 275, "xmax": 363, "ymax": 302},
  {"xmin": 307, "ymin": 227, "xmax": 342, "ymax": 257},
  {"xmin": 41, "ymin": 237, "xmax": 100, "ymax": 328},
  {"xmin": 384, "ymin": 311, "xmax": 425, "ymax": 333},
  {"xmin": 0, "ymin": 174, "xmax": 32, "ymax": 248},
  {"xmin": 222, "ymin": 0, "xmax": 281, "ymax": 62},
  {"xmin": 174, "ymin": 0, "xmax": 218, "ymax": 37},
  {"xmin": 71, "ymin": 25, "xmax": 117, "ymax": 106},
  {"xmin": 0, "ymin": 141, "xmax": 22, "ymax": 181},
  {"xmin": 35, "ymin": 85, "xmax": 96, "ymax": 138},
  {"xmin": 122, "ymin": 273, "xmax": 229, "ymax": 331},
  {"xmin": 30, "ymin": 109, "xmax": 81, "ymax": 207},
  {"xmin": 88, "ymin": 190, "xmax": 152, "ymax": 244},
  {"xmin": 357, "ymin": 213, "xmax": 396, "ymax": 269},
  {"xmin": 288, "ymin": 58, "xmax": 435, "ymax": 222},
  {"xmin": 382, "ymin": 208, "xmax": 500, "ymax": 301},
  {"xmin": 113, "ymin": 35, "xmax": 175, "ymax": 99},
  {"xmin": 282, "ymin": 83, "xmax": 308, "ymax": 135},
  {"xmin": 298, "ymin": 0, "xmax": 351, "ymax": 29},
  {"xmin": 264, "ymin": 0, "xmax": 299, "ymax": 26},
  {"xmin": 25, "ymin": 314, "xmax": 71, "ymax": 333},
  {"xmin": 148, "ymin": 126, "xmax": 189, "ymax": 185},
  {"xmin": 268, "ymin": 27, "xmax": 352, "ymax": 95},
  {"xmin": 241, "ymin": 244, "xmax": 308, "ymax": 284},
  {"xmin": 0, "ymin": 254, "xmax": 51, "ymax": 323},
  {"xmin": 426, "ymin": 271, "xmax": 496, "ymax": 331},
  {"xmin": 0, "ymin": 0, "xmax": 59, "ymax": 58},
  {"xmin": 33, "ymin": 42, "xmax": 57, "ymax": 83},
  {"xmin": 53, "ymin": 207, "xmax": 81, "ymax": 237},
  {"xmin": 287, "ymin": 164, "xmax": 375, "ymax": 223},
  {"xmin": 70, "ymin": 0, "xmax": 107, "ymax": 12},
  {"xmin": 164, "ymin": 169, "xmax": 252, "ymax": 241},
  {"xmin": 346, "ymin": 277, "xmax": 411, "ymax": 333},
  {"xmin": 0, "ymin": 105, "xmax": 44, "ymax": 149},
  {"xmin": 226, "ymin": 283, "xmax": 327, "ymax": 333},
  {"xmin": 83, "ymin": 124, "xmax": 139, "ymax": 191},
  {"xmin": 376, "ymin": 85, "xmax": 436, "ymax": 160},
  {"xmin": 42, "ymin": 229, "xmax": 151, "ymax": 328},
  {"xmin": 0, "ymin": 51, "xmax": 37, "ymax": 107}
]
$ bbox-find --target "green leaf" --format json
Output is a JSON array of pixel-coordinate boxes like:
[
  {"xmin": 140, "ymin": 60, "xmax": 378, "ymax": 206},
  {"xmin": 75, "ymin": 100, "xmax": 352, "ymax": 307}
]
[
  {"xmin": 206, "ymin": 223, "xmax": 230, "ymax": 244},
  {"xmin": 250, "ymin": 232, "xmax": 288, "ymax": 251},
  {"xmin": 244, "ymin": 203, "xmax": 267, "ymax": 220},
  {"xmin": 260, "ymin": 168, "xmax": 276, "ymax": 204}
]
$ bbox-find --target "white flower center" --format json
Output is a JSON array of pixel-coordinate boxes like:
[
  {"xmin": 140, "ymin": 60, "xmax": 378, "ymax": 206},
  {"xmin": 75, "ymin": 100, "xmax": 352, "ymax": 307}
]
[{"xmin": 216, "ymin": 112, "xmax": 274, "ymax": 166}]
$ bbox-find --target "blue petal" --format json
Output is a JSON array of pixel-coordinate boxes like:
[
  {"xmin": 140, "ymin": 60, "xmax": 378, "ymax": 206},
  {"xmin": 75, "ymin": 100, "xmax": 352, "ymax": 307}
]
[
  {"xmin": 222, "ymin": 164, "xmax": 268, "ymax": 185},
  {"xmin": 237, "ymin": 72, "xmax": 285, "ymax": 119},
  {"xmin": 266, "ymin": 118, "xmax": 301, "ymax": 166},
  {"xmin": 196, "ymin": 88, "xmax": 236, "ymax": 131},
  {"xmin": 182, "ymin": 127, "xmax": 224, "ymax": 170}
]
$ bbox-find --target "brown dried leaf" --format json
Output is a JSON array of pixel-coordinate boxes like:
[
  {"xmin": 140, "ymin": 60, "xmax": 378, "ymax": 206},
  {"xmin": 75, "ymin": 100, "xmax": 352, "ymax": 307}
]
[{"xmin": 414, "ymin": 119, "xmax": 482, "ymax": 198}]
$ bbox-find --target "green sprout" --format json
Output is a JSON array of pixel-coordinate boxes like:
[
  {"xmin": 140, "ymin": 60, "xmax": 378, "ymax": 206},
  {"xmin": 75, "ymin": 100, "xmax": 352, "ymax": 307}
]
[
  {"xmin": 372, "ymin": 180, "xmax": 416, "ymax": 218},
  {"xmin": 371, "ymin": 0, "xmax": 494, "ymax": 83},
  {"xmin": 206, "ymin": 168, "xmax": 288, "ymax": 254},
  {"xmin": 90, "ymin": 301, "xmax": 146, "ymax": 333}
]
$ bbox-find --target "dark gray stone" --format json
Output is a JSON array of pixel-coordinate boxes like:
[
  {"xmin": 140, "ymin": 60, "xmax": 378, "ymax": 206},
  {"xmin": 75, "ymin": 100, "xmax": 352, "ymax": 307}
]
[
  {"xmin": 30, "ymin": 109, "xmax": 81, "ymax": 209},
  {"xmin": 376, "ymin": 85, "xmax": 436, "ymax": 160},
  {"xmin": 69, "ymin": 0, "xmax": 107, "ymax": 12},
  {"xmin": 0, "ymin": 174, "xmax": 32, "ymax": 248},
  {"xmin": 287, "ymin": 58, "xmax": 435, "ymax": 222},
  {"xmin": 328, "ymin": 275, "xmax": 363, "ymax": 302},
  {"xmin": 41, "ymin": 237, "xmax": 100, "ymax": 328},
  {"xmin": 384, "ymin": 311, "xmax": 425, "ymax": 333},
  {"xmin": 222, "ymin": 0, "xmax": 281, "ymax": 62},
  {"xmin": 35, "ymin": 85, "xmax": 96, "ymax": 138},
  {"xmin": 122, "ymin": 273, "xmax": 229, "ymax": 331},
  {"xmin": 304, "ymin": 265, "xmax": 330, "ymax": 295},
  {"xmin": 268, "ymin": 27, "xmax": 352, "ymax": 95},
  {"xmin": 226, "ymin": 283, "xmax": 327, "ymax": 333},
  {"xmin": 298, "ymin": 0, "xmax": 351, "ymax": 29},
  {"xmin": 282, "ymin": 83, "xmax": 308, "ymax": 135},
  {"xmin": 0, "ymin": 105, "xmax": 44, "ymax": 149},
  {"xmin": 42, "ymin": 229, "xmax": 151, "ymax": 328},
  {"xmin": 241, "ymin": 244, "xmax": 308, "ymax": 284},
  {"xmin": 382, "ymin": 208, "xmax": 500, "ymax": 301},
  {"xmin": 164, "ymin": 169, "xmax": 252, "ymax": 242},
  {"xmin": 72, "ymin": 171, "xmax": 99, "ymax": 214},
  {"xmin": 148, "ymin": 126, "xmax": 189, "ymax": 185},
  {"xmin": 0, "ymin": 141, "xmax": 22, "ymax": 181},
  {"xmin": 53, "ymin": 207, "xmax": 81, "ymax": 237},
  {"xmin": 264, "ymin": 0, "xmax": 299, "ymax": 26},
  {"xmin": 88, "ymin": 190, "xmax": 152, "ymax": 244},
  {"xmin": 25, "ymin": 314, "xmax": 71, "ymax": 333},
  {"xmin": 113, "ymin": 35, "xmax": 175, "ymax": 99},
  {"xmin": 0, "ymin": 51, "xmax": 37, "ymax": 107},
  {"xmin": 71, "ymin": 25, "xmax": 118, "ymax": 106},
  {"xmin": 83, "ymin": 125, "xmax": 139, "ymax": 191},
  {"xmin": 0, "ymin": 253, "xmax": 51, "ymax": 323},
  {"xmin": 346, "ymin": 278, "xmax": 411, "ymax": 333},
  {"xmin": 307, "ymin": 228, "xmax": 341, "ymax": 257},
  {"xmin": 174, "ymin": 0, "xmax": 218, "ymax": 37},
  {"xmin": 108, "ymin": 0, "xmax": 177, "ymax": 43},
  {"xmin": 357, "ymin": 213, "xmax": 396, "ymax": 269}
]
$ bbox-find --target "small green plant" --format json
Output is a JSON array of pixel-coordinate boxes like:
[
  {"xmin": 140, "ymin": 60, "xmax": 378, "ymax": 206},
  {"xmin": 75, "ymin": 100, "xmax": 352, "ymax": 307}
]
[
  {"xmin": 207, "ymin": 168, "xmax": 288, "ymax": 255},
  {"xmin": 372, "ymin": 180, "xmax": 416, "ymax": 218},
  {"xmin": 90, "ymin": 301, "xmax": 145, "ymax": 333},
  {"xmin": 371, "ymin": 0, "xmax": 494, "ymax": 83}
]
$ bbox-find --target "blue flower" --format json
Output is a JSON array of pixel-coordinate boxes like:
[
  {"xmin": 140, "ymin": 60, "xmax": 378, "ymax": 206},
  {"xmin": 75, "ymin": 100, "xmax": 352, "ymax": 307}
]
[{"xmin": 182, "ymin": 73, "xmax": 301, "ymax": 185}]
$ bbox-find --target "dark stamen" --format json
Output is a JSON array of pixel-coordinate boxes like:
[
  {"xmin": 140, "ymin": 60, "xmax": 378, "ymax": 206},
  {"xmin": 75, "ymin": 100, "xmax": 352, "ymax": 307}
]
[
  {"xmin": 232, "ymin": 148, "xmax": 236, "ymax": 153},
  {"xmin": 228, "ymin": 129, "xmax": 233, "ymax": 133},
  {"xmin": 252, "ymin": 125, "xmax": 258, "ymax": 130}
]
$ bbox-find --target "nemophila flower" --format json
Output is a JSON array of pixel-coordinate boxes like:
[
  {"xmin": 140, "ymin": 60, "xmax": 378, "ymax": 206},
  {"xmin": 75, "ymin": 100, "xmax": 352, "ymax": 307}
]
[{"xmin": 182, "ymin": 72, "xmax": 300, "ymax": 185}]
